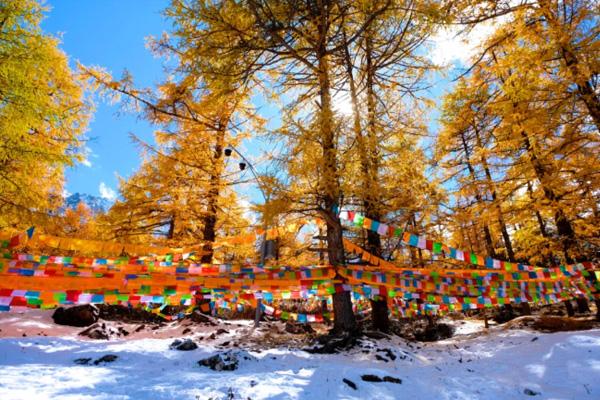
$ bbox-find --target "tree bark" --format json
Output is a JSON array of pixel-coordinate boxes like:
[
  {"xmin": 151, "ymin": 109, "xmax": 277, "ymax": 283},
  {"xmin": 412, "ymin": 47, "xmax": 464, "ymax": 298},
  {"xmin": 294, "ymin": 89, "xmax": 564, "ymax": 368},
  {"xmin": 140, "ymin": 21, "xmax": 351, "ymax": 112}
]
[
  {"xmin": 200, "ymin": 123, "xmax": 226, "ymax": 264},
  {"xmin": 167, "ymin": 216, "xmax": 175, "ymax": 240},
  {"xmin": 521, "ymin": 131, "xmax": 586, "ymax": 311},
  {"xmin": 474, "ymin": 129, "xmax": 527, "ymax": 313},
  {"xmin": 576, "ymin": 297, "xmax": 590, "ymax": 314},
  {"xmin": 564, "ymin": 300, "xmax": 575, "ymax": 317},
  {"xmin": 318, "ymin": 35, "xmax": 357, "ymax": 333},
  {"xmin": 475, "ymin": 129, "xmax": 515, "ymax": 260},
  {"xmin": 521, "ymin": 132, "xmax": 577, "ymax": 262},
  {"xmin": 362, "ymin": 28, "xmax": 391, "ymax": 332},
  {"xmin": 527, "ymin": 181, "xmax": 549, "ymax": 238},
  {"xmin": 459, "ymin": 131, "xmax": 496, "ymax": 258}
]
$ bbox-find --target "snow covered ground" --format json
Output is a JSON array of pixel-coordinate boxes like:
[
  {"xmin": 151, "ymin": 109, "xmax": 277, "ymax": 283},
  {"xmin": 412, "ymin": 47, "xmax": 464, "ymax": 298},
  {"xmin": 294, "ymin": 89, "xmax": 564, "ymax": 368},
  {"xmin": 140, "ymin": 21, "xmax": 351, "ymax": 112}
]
[{"xmin": 0, "ymin": 312, "xmax": 599, "ymax": 399}]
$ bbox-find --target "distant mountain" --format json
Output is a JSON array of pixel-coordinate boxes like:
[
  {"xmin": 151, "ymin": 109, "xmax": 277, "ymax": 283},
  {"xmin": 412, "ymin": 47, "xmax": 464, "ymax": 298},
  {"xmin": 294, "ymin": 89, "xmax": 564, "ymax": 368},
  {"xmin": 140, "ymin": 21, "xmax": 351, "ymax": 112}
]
[{"xmin": 63, "ymin": 193, "xmax": 111, "ymax": 214}]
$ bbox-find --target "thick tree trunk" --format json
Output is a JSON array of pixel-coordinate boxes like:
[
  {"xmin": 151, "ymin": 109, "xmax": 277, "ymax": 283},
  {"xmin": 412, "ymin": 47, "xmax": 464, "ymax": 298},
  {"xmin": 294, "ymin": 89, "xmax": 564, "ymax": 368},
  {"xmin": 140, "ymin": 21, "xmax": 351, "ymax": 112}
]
[
  {"xmin": 371, "ymin": 298, "xmax": 390, "ymax": 332},
  {"xmin": 326, "ymin": 207, "xmax": 357, "ymax": 333},
  {"xmin": 318, "ymin": 42, "xmax": 356, "ymax": 334},
  {"xmin": 576, "ymin": 297, "xmax": 590, "ymax": 314},
  {"xmin": 167, "ymin": 216, "xmax": 175, "ymax": 240},
  {"xmin": 482, "ymin": 226, "xmax": 496, "ymax": 259},
  {"xmin": 364, "ymin": 217, "xmax": 390, "ymax": 330},
  {"xmin": 564, "ymin": 300, "xmax": 575, "ymax": 317},
  {"xmin": 254, "ymin": 299, "xmax": 263, "ymax": 328},
  {"xmin": 364, "ymin": 31, "xmax": 390, "ymax": 332},
  {"xmin": 196, "ymin": 124, "xmax": 226, "ymax": 313},
  {"xmin": 474, "ymin": 132, "xmax": 528, "ymax": 313},
  {"xmin": 200, "ymin": 125, "xmax": 226, "ymax": 264},
  {"xmin": 200, "ymin": 210, "xmax": 217, "ymax": 264},
  {"xmin": 365, "ymin": 214, "xmax": 389, "ymax": 331}
]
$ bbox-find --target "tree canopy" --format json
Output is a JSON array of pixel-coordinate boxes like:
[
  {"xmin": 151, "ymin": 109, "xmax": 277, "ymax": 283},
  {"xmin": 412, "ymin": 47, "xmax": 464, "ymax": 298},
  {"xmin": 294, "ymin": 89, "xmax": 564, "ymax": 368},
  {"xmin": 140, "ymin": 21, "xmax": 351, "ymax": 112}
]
[{"xmin": 0, "ymin": 0, "xmax": 91, "ymax": 228}]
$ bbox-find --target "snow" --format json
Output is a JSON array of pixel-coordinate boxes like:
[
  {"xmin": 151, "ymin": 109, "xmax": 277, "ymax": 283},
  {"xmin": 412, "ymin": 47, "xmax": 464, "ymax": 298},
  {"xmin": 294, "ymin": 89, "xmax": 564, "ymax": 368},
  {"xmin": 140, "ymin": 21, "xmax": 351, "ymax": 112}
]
[
  {"xmin": 0, "ymin": 313, "xmax": 599, "ymax": 399},
  {"xmin": 446, "ymin": 319, "xmax": 487, "ymax": 336}
]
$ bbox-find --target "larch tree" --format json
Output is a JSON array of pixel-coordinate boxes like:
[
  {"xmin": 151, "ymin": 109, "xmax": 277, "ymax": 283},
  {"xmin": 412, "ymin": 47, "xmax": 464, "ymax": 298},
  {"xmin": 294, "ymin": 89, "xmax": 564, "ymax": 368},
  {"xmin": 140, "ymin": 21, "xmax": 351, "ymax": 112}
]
[
  {"xmin": 438, "ymin": 77, "xmax": 511, "ymax": 261},
  {"xmin": 104, "ymin": 128, "xmax": 252, "ymax": 255},
  {"xmin": 441, "ymin": 0, "xmax": 599, "ymax": 263},
  {"xmin": 83, "ymin": 0, "xmax": 260, "ymax": 263},
  {"xmin": 337, "ymin": 0, "xmax": 440, "ymax": 331},
  {"xmin": 440, "ymin": 0, "xmax": 599, "ymax": 313},
  {"xmin": 183, "ymin": 0, "xmax": 412, "ymax": 333},
  {"xmin": 0, "ymin": 0, "xmax": 91, "ymax": 228}
]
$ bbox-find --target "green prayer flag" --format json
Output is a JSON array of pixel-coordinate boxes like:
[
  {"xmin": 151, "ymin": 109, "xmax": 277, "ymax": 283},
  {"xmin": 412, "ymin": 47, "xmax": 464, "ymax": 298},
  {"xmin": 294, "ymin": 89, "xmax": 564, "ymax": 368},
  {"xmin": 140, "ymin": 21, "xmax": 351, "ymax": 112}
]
[
  {"xmin": 27, "ymin": 298, "xmax": 43, "ymax": 306},
  {"xmin": 469, "ymin": 253, "xmax": 478, "ymax": 265},
  {"xmin": 53, "ymin": 292, "xmax": 66, "ymax": 301},
  {"xmin": 354, "ymin": 215, "xmax": 364, "ymax": 226}
]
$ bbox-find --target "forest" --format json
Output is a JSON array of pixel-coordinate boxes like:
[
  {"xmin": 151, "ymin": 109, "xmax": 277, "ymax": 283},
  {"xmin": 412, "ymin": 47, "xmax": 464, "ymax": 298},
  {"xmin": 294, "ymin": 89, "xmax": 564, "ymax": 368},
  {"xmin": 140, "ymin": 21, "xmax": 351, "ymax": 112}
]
[{"xmin": 0, "ymin": 1, "xmax": 599, "ymax": 399}]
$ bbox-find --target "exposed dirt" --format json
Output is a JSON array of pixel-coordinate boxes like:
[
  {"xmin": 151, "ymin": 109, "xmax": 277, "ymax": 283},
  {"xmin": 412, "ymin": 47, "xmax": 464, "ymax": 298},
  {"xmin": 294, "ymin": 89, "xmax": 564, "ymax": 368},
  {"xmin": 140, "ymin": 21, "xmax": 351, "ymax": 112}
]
[{"xmin": 503, "ymin": 315, "xmax": 599, "ymax": 332}]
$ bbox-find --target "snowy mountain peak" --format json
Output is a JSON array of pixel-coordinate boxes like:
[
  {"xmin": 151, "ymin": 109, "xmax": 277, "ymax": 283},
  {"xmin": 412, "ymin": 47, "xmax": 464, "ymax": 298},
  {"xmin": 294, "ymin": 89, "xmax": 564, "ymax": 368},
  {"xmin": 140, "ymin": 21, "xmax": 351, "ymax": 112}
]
[{"xmin": 64, "ymin": 193, "xmax": 111, "ymax": 214}]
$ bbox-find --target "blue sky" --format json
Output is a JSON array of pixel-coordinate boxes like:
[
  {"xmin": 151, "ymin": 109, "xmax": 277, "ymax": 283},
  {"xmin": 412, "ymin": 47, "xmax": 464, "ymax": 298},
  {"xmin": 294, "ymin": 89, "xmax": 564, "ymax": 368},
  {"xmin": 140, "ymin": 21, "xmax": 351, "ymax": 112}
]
[{"xmin": 43, "ymin": 0, "xmax": 171, "ymax": 201}]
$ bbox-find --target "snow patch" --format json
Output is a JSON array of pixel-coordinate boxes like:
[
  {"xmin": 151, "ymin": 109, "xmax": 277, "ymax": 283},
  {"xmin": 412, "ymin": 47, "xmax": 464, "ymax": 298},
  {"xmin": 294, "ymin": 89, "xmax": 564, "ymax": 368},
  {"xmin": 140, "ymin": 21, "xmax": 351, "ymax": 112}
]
[{"xmin": 0, "ymin": 328, "xmax": 598, "ymax": 399}]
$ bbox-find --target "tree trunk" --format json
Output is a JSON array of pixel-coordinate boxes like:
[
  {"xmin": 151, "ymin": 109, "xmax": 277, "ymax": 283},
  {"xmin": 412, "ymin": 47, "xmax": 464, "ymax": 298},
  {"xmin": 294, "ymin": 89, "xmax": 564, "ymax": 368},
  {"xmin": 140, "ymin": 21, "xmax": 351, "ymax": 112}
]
[
  {"xmin": 254, "ymin": 299, "xmax": 263, "ymax": 328},
  {"xmin": 521, "ymin": 131, "xmax": 587, "ymax": 311},
  {"xmin": 527, "ymin": 181, "xmax": 549, "ymax": 238},
  {"xmin": 195, "ymin": 120, "xmax": 228, "ymax": 314},
  {"xmin": 521, "ymin": 132, "xmax": 577, "ymax": 261},
  {"xmin": 493, "ymin": 58, "xmax": 578, "ymax": 261},
  {"xmin": 326, "ymin": 209, "xmax": 357, "ymax": 333},
  {"xmin": 200, "ymin": 124, "xmax": 226, "ymax": 264},
  {"xmin": 371, "ymin": 298, "xmax": 390, "ymax": 332},
  {"xmin": 475, "ymin": 129, "xmax": 515, "ymax": 260},
  {"xmin": 167, "ymin": 216, "xmax": 175, "ymax": 239},
  {"xmin": 318, "ymin": 41, "xmax": 356, "ymax": 334},
  {"xmin": 364, "ymin": 30, "xmax": 390, "ymax": 332},
  {"xmin": 576, "ymin": 297, "xmax": 590, "ymax": 314},
  {"xmin": 564, "ymin": 300, "xmax": 575, "ymax": 317},
  {"xmin": 474, "ymin": 129, "xmax": 527, "ymax": 312},
  {"xmin": 459, "ymin": 131, "xmax": 496, "ymax": 258}
]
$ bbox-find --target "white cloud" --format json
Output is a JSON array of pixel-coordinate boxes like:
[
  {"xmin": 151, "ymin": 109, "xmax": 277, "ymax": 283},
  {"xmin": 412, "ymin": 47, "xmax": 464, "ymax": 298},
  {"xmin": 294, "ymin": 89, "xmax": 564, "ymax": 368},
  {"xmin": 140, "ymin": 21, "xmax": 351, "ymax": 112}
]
[
  {"xmin": 429, "ymin": 15, "xmax": 509, "ymax": 67},
  {"xmin": 239, "ymin": 198, "xmax": 258, "ymax": 224},
  {"xmin": 62, "ymin": 188, "xmax": 71, "ymax": 198},
  {"xmin": 99, "ymin": 182, "xmax": 117, "ymax": 201},
  {"xmin": 80, "ymin": 146, "xmax": 94, "ymax": 167}
]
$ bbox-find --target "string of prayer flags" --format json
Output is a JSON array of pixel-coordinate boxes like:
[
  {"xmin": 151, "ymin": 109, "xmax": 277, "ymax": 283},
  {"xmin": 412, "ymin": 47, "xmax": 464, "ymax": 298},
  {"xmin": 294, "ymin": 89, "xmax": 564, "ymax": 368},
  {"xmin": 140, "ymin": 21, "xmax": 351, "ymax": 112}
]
[
  {"xmin": 1, "ymin": 225, "xmax": 598, "ymax": 319},
  {"xmin": 1, "ymin": 227, "xmax": 35, "ymax": 249},
  {"xmin": 336, "ymin": 209, "xmax": 588, "ymax": 277}
]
